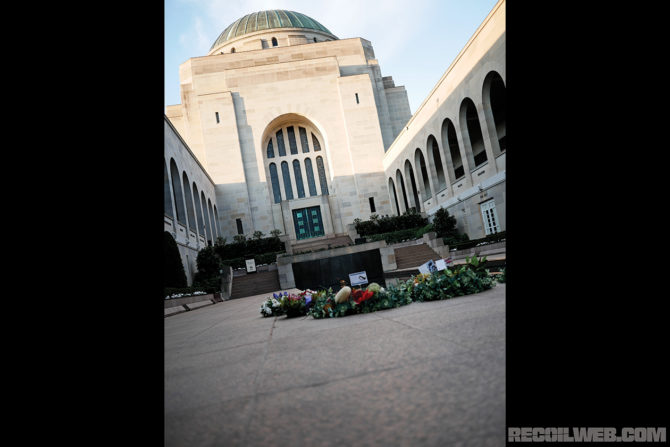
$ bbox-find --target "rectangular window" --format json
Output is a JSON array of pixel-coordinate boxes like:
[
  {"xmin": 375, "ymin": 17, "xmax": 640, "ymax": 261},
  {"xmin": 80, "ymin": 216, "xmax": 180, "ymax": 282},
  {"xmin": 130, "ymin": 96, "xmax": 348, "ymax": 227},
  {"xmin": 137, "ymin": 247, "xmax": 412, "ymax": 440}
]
[
  {"xmin": 369, "ymin": 197, "xmax": 376, "ymax": 213},
  {"xmin": 355, "ymin": 93, "xmax": 359, "ymax": 104},
  {"xmin": 215, "ymin": 112, "xmax": 220, "ymax": 123},
  {"xmin": 236, "ymin": 218, "xmax": 244, "ymax": 235},
  {"xmin": 480, "ymin": 200, "xmax": 501, "ymax": 235}
]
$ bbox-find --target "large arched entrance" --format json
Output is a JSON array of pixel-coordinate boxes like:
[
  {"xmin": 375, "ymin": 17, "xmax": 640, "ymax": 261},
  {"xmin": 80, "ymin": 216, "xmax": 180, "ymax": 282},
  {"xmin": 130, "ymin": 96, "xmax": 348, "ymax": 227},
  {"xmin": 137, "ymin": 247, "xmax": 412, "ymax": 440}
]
[{"xmin": 261, "ymin": 114, "xmax": 333, "ymax": 241}]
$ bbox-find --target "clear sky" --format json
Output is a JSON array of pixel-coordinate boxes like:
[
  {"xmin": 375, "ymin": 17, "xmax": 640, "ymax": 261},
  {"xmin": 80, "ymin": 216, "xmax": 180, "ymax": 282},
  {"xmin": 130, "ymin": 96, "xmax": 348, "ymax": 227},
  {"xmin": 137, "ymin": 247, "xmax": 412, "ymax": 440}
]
[{"xmin": 165, "ymin": 0, "xmax": 499, "ymax": 114}]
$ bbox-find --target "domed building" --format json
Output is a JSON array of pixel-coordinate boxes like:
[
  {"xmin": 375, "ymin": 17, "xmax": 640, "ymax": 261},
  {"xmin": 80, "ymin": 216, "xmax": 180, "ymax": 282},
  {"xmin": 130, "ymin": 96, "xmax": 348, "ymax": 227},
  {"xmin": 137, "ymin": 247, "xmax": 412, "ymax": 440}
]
[
  {"xmin": 166, "ymin": 10, "xmax": 412, "ymax": 252},
  {"xmin": 165, "ymin": 2, "xmax": 505, "ymax": 286}
]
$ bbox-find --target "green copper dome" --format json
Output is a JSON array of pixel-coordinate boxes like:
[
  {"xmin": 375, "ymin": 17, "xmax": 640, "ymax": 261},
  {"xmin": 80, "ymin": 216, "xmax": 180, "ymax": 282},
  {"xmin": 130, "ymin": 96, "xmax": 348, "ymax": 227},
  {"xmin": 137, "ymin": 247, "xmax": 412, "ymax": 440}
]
[{"xmin": 210, "ymin": 10, "xmax": 337, "ymax": 50}]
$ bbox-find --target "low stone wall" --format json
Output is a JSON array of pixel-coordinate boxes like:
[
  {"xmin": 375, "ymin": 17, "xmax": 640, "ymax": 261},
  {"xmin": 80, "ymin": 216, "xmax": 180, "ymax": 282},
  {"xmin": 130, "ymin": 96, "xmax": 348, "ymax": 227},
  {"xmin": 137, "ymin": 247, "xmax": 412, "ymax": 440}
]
[
  {"xmin": 276, "ymin": 240, "xmax": 397, "ymax": 289},
  {"xmin": 164, "ymin": 293, "xmax": 223, "ymax": 317}
]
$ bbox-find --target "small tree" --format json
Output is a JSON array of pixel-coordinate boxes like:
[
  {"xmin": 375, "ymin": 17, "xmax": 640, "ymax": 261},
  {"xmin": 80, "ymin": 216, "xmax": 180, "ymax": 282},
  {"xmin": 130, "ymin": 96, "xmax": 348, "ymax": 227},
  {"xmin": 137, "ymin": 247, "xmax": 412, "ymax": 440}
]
[
  {"xmin": 252, "ymin": 230, "xmax": 264, "ymax": 240},
  {"xmin": 432, "ymin": 207, "xmax": 458, "ymax": 238},
  {"xmin": 270, "ymin": 229, "xmax": 282, "ymax": 238},
  {"xmin": 164, "ymin": 232, "xmax": 187, "ymax": 288},
  {"xmin": 192, "ymin": 245, "xmax": 222, "ymax": 290}
]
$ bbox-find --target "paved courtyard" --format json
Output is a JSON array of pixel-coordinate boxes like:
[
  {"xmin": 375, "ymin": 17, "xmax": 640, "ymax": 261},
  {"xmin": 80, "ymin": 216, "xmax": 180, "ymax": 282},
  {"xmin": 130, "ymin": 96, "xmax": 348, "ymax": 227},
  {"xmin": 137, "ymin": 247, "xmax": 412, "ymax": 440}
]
[{"xmin": 165, "ymin": 283, "xmax": 505, "ymax": 446}]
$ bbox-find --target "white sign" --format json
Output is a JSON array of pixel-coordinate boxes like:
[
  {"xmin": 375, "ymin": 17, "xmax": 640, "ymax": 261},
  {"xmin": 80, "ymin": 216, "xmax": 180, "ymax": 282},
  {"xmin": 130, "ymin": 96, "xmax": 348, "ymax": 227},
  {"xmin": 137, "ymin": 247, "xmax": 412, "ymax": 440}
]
[
  {"xmin": 349, "ymin": 271, "xmax": 368, "ymax": 286},
  {"xmin": 435, "ymin": 258, "xmax": 453, "ymax": 271},
  {"xmin": 245, "ymin": 258, "xmax": 256, "ymax": 273},
  {"xmin": 418, "ymin": 259, "xmax": 437, "ymax": 274}
]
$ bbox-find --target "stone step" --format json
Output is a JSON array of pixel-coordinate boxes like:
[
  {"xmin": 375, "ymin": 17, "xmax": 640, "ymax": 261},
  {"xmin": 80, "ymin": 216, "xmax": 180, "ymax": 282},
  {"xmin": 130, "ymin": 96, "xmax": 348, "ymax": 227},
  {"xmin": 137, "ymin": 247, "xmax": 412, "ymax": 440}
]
[
  {"xmin": 393, "ymin": 244, "xmax": 441, "ymax": 270},
  {"xmin": 230, "ymin": 270, "xmax": 281, "ymax": 299}
]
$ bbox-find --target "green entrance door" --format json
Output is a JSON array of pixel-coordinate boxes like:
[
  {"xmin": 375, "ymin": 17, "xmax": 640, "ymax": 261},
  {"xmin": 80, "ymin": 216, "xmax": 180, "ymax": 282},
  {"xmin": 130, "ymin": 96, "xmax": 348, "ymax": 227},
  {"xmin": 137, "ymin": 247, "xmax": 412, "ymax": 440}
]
[{"xmin": 293, "ymin": 206, "xmax": 325, "ymax": 240}]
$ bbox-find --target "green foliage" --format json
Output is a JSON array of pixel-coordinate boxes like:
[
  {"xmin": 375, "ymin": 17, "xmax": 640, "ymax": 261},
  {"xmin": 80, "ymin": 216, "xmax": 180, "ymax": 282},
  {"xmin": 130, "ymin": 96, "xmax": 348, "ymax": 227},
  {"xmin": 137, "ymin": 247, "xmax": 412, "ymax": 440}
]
[
  {"xmin": 252, "ymin": 230, "xmax": 265, "ymax": 240},
  {"xmin": 366, "ymin": 224, "xmax": 434, "ymax": 244},
  {"xmin": 164, "ymin": 232, "xmax": 187, "ymax": 288},
  {"xmin": 432, "ymin": 207, "xmax": 458, "ymax": 238},
  {"xmin": 354, "ymin": 209, "xmax": 428, "ymax": 236},
  {"xmin": 308, "ymin": 284, "xmax": 413, "ymax": 319},
  {"xmin": 192, "ymin": 245, "xmax": 222, "ymax": 290},
  {"xmin": 270, "ymin": 229, "xmax": 282, "ymax": 238},
  {"xmin": 409, "ymin": 263, "xmax": 495, "ymax": 302},
  {"xmin": 215, "ymin": 234, "xmax": 285, "ymax": 261},
  {"xmin": 495, "ymin": 268, "xmax": 506, "ymax": 283},
  {"xmin": 448, "ymin": 231, "xmax": 505, "ymax": 251},
  {"xmin": 233, "ymin": 234, "xmax": 247, "ymax": 243},
  {"xmin": 443, "ymin": 233, "xmax": 470, "ymax": 247}
]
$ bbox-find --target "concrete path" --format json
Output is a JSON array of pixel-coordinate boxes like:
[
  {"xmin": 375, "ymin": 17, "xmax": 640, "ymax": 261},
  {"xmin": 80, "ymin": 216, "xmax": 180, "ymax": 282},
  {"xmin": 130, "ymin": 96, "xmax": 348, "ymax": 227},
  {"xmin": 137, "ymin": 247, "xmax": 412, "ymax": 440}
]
[{"xmin": 165, "ymin": 284, "xmax": 506, "ymax": 446}]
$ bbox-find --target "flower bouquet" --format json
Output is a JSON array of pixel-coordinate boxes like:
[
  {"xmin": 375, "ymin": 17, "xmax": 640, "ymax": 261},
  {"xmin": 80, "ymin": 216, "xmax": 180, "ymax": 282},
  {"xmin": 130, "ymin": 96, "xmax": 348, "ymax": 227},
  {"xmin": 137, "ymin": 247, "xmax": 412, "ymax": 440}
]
[
  {"xmin": 259, "ymin": 290, "xmax": 316, "ymax": 318},
  {"xmin": 260, "ymin": 293, "xmax": 285, "ymax": 317}
]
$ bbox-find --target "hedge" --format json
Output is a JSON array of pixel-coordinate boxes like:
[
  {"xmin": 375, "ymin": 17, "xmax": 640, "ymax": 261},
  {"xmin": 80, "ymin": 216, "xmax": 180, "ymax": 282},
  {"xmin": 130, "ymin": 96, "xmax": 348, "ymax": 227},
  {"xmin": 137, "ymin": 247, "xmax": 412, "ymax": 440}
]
[
  {"xmin": 354, "ymin": 211, "xmax": 428, "ymax": 236},
  {"xmin": 447, "ymin": 231, "xmax": 506, "ymax": 251},
  {"xmin": 366, "ymin": 224, "xmax": 434, "ymax": 244}
]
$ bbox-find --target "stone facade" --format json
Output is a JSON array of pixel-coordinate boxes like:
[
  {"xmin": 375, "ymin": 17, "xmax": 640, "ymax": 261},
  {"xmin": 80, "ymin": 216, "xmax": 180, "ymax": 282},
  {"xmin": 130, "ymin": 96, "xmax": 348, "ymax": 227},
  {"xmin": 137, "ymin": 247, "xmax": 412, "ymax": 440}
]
[
  {"xmin": 164, "ymin": 116, "xmax": 221, "ymax": 285},
  {"xmin": 166, "ymin": 16, "xmax": 412, "ymax": 245},
  {"xmin": 382, "ymin": 0, "xmax": 506, "ymax": 239},
  {"xmin": 164, "ymin": 1, "xmax": 507, "ymax": 284}
]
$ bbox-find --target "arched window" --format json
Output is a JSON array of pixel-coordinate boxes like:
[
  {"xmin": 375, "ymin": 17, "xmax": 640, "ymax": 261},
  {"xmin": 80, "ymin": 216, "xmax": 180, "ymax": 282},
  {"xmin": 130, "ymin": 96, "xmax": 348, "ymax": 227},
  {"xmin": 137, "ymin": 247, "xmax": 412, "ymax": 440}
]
[
  {"xmin": 263, "ymin": 118, "xmax": 330, "ymax": 204},
  {"xmin": 299, "ymin": 127, "xmax": 310, "ymax": 152},
  {"xmin": 287, "ymin": 126, "xmax": 298, "ymax": 155},
  {"xmin": 396, "ymin": 170, "xmax": 409, "ymax": 213},
  {"xmin": 414, "ymin": 149, "xmax": 431, "ymax": 200},
  {"xmin": 293, "ymin": 159, "xmax": 305, "ymax": 198},
  {"xmin": 207, "ymin": 199, "xmax": 217, "ymax": 239},
  {"xmin": 213, "ymin": 205, "xmax": 222, "ymax": 237},
  {"xmin": 461, "ymin": 97, "xmax": 487, "ymax": 167},
  {"xmin": 267, "ymin": 139, "xmax": 275, "ymax": 158},
  {"xmin": 441, "ymin": 118, "xmax": 464, "ymax": 180},
  {"xmin": 281, "ymin": 161, "xmax": 294, "ymax": 200},
  {"xmin": 272, "ymin": 37, "xmax": 278, "ymax": 47},
  {"xmin": 313, "ymin": 37, "xmax": 317, "ymax": 43},
  {"xmin": 231, "ymin": 47, "xmax": 236, "ymax": 53},
  {"xmin": 164, "ymin": 160, "xmax": 173, "ymax": 218},
  {"xmin": 404, "ymin": 159, "xmax": 421, "ymax": 212},
  {"xmin": 192, "ymin": 183, "xmax": 206, "ymax": 236},
  {"xmin": 201, "ymin": 191, "xmax": 212, "ymax": 244},
  {"xmin": 388, "ymin": 178, "xmax": 400, "ymax": 215},
  {"xmin": 427, "ymin": 135, "xmax": 446, "ymax": 191},
  {"xmin": 276, "ymin": 129, "xmax": 286, "ymax": 156},
  {"xmin": 169, "ymin": 159, "xmax": 186, "ymax": 225},
  {"xmin": 269, "ymin": 163, "xmax": 282, "ymax": 203},
  {"xmin": 312, "ymin": 134, "xmax": 321, "ymax": 151},
  {"xmin": 182, "ymin": 172, "xmax": 197, "ymax": 231},
  {"xmin": 304, "ymin": 158, "xmax": 317, "ymax": 196},
  {"xmin": 316, "ymin": 156, "xmax": 328, "ymax": 195},
  {"xmin": 483, "ymin": 71, "xmax": 506, "ymax": 153}
]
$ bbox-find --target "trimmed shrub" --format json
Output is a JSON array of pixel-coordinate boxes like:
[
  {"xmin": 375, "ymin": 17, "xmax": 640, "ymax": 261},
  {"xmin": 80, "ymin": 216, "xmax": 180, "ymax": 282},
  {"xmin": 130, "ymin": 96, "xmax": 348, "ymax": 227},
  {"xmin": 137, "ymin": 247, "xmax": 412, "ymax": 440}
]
[
  {"xmin": 192, "ymin": 246, "xmax": 222, "ymax": 290},
  {"xmin": 366, "ymin": 224, "xmax": 434, "ymax": 244},
  {"xmin": 214, "ymin": 235, "xmax": 285, "ymax": 261},
  {"xmin": 432, "ymin": 207, "xmax": 458, "ymax": 238},
  {"xmin": 354, "ymin": 209, "xmax": 428, "ymax": 237},
  {"xmin": 448, "ymin": 231, "xmax": 505, "ymax": 251}
]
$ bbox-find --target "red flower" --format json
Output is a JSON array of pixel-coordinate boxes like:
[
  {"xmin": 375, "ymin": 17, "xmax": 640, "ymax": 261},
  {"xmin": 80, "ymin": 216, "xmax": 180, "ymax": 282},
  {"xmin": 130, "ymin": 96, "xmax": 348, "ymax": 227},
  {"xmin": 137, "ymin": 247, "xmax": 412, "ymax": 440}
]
[{"xmin": 353, "ymin": 290, "xmax": 374, "ymax": 304}]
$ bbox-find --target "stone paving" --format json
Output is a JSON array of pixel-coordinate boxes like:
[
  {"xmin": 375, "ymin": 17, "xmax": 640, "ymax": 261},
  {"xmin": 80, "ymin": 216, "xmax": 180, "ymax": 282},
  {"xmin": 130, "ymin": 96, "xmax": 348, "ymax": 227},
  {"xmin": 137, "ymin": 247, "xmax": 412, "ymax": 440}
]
[{"xmin": 165, "ymin": 283, "xmax": 506, "ymax": 446}]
